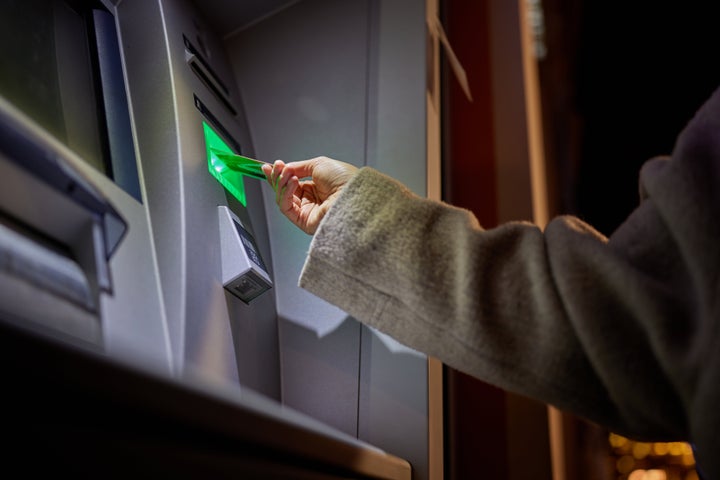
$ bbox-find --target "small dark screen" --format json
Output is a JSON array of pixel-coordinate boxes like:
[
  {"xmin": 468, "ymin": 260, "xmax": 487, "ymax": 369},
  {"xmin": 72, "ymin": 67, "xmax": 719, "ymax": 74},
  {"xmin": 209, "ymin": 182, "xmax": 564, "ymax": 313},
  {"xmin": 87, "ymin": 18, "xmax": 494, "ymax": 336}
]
[{"xmin": 0, "ymin": 0, "xmax": 107, "ymax": 175}]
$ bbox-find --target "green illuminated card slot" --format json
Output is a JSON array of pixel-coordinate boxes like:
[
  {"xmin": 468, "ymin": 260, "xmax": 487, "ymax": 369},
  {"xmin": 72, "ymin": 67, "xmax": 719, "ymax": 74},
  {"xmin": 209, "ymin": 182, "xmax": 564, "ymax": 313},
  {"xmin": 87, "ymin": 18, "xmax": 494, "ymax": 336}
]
[
  {"xmin": 203, "ymin": 121, "xmax": 268, "ymax": 206},
  {"xmin": 211, "ymin": 150, "xmax": 267, "ymax": 181}
]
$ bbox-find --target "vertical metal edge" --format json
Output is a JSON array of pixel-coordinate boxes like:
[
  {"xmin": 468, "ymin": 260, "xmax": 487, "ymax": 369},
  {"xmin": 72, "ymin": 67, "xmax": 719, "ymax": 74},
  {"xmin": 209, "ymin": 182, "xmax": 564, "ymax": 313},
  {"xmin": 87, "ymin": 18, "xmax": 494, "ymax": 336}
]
[{"xmin": 426, "ymin": 0, "xmax": 444, "ymax": 477}]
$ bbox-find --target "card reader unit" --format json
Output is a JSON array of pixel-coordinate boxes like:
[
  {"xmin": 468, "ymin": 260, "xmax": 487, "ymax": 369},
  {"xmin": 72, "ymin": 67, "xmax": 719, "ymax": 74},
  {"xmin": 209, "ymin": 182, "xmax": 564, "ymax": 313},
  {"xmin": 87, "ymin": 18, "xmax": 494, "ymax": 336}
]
[{"xmin": 218, "ymin": 206, "xmax": 272, "ymax": 304}]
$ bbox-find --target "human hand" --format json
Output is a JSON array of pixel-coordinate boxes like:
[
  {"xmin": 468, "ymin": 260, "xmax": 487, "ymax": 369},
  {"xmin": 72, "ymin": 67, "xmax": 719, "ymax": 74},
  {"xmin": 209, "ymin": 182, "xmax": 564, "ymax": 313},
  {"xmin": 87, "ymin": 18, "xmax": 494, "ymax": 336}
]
[{"xmin": 262, "ymin": 156, "xmax": 359, "ymax": 235}]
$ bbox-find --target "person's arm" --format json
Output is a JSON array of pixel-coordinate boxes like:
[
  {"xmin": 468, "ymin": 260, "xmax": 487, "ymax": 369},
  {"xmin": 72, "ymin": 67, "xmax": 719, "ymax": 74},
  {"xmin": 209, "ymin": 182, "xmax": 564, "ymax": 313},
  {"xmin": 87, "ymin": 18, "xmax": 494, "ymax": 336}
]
[
  {"xmin": 264, "ymin": 87, "xmax": 720, "ymax": 477},
  {"xmin": 297, "ymin": 165, "xmax": 695, "ymax": 441}
]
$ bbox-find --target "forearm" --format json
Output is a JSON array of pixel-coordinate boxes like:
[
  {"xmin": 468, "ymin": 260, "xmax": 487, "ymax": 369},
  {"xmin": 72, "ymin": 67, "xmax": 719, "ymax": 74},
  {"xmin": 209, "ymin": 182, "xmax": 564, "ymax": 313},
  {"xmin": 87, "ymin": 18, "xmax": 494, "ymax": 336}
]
[{"xmin": 300, "ymin": 167, "xmax": 695, "ymax": 439}]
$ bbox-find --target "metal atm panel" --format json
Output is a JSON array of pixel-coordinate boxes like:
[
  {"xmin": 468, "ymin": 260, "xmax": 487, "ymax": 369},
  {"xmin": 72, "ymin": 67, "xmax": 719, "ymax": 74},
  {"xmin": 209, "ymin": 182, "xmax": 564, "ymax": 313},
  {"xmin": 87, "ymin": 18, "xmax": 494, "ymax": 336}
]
[
  {"xmin": 0, "ymin": 0, "xmax": 170, "ymax": 372},
  {"xmin": 116, "ymin": 0, "xmax": 430, "ymax": 476},
  {"xmin": 0, "ymin": 1, "xmax": 428, "ymax": 476},
  {"xmin": 223, "ymin": 0, "xmax": 431, "ymax": 477},
  {"xmin": 117, "ymin": 0, "xmax": 280, "ymax": 397},
  {"xmin": 223, "ymin": 0, "xmax": 371, "ymax": 438}
]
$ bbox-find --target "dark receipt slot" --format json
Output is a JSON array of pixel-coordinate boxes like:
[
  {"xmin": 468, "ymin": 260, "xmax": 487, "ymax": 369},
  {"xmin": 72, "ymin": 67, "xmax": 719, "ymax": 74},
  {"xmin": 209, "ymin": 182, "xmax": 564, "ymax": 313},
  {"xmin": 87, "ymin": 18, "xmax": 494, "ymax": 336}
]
[{"xmin": 0, "ymin": 95, "xmax": 128, "ymax": 343}]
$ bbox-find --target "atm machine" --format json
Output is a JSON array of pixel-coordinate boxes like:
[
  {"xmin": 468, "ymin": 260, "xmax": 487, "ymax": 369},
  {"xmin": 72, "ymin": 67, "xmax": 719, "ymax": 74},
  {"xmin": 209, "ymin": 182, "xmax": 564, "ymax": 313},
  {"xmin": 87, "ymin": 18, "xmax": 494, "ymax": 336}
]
[{"xmin": 0, "ymin": 0, "xmax": 434, "ymax": 478}]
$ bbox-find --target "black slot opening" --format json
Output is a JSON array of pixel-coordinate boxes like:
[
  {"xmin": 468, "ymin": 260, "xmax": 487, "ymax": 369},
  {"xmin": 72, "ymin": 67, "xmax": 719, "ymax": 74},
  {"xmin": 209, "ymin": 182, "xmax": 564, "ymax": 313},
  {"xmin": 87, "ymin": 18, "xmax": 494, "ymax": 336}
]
[{"xmin": 184, "ymin": 35, "xmax": 237, "ymax": 116}]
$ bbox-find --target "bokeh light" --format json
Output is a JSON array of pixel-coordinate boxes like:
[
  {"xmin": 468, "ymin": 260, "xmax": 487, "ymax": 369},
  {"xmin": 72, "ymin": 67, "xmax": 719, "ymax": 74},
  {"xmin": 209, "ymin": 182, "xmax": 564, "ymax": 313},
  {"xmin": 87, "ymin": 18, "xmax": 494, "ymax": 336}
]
[{"xmin": 608, "ymin": 434, "xmax": 697, "ymax": 480}]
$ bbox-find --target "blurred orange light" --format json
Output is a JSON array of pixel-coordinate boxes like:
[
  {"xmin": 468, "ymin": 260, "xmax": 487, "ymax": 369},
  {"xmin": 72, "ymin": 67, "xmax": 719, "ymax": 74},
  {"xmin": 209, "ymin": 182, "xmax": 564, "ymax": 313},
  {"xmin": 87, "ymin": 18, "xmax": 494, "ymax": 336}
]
[{"xmin": 628, "ymin": 469, "xmax": 667, "ymax": 480}]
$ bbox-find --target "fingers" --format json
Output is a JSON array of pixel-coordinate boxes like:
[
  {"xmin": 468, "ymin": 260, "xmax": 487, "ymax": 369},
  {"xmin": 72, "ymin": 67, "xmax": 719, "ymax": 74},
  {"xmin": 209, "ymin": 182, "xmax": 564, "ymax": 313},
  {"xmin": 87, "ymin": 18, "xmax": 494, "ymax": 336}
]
[
  {"xmin": 279, "ymin": 158, "xmax": 319, "ymax": 180},
  {"xmin": 263, "ymin": 157, "xmax": 340, "ymax": 188},
  {"xmin": 261, "ymin": 163, "xmax": 273, "ymax": 183},
  {"xmin": 263, "ymin": 160, "xmax": 300, "ymax": 217},
  {"xmin": 262, "ymin": 157, "xmax": 346, "ymax": 235},
  {"xmin": 268, "ymin": 156, "xmax": 340, "ymax": 183},
  {"xmin": 279, "ymin": 176, "xmax": 299, "ymax": 214},
  {"xmin": 264, "ymin": 160, "xmax": 308, "ymax": 194},
  {"xmin": 263, "ymin": 160, "xmax": 287, "ymax": 195},
  {"xmin": 262, "ymin": 160, "xmax": 285, "ymax": 191}
]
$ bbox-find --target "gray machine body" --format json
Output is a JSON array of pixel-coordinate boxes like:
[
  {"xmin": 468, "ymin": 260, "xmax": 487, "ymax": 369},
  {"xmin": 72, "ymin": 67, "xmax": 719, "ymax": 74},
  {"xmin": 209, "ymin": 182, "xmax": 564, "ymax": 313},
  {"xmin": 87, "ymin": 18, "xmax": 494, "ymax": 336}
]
[
  {"xmin": 0, "ymin": 0, "xmax": 432, "ymax": 477},
  {"xmin": 222, "ymin": 2, "xmax": 430, "ymax": 474}
]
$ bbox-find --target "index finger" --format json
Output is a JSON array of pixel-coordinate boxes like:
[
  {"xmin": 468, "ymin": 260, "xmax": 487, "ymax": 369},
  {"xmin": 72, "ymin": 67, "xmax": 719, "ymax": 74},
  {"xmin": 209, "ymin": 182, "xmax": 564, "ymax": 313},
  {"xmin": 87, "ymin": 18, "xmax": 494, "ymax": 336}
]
[{"xmin": 280, "ymin": 158, "xmax": 321, "ymax": 180}]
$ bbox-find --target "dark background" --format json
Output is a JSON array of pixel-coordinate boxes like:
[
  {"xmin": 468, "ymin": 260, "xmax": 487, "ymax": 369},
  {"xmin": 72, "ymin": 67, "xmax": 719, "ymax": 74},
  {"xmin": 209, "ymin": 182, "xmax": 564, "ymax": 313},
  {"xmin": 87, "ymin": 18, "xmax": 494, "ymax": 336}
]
[
  {"xmin": 442, "ymin": 2, "xmax": 720, "ymax": 478},
  {"xmin": 540, "ymin": 0, "xmax": 720, "ymax": 235}
]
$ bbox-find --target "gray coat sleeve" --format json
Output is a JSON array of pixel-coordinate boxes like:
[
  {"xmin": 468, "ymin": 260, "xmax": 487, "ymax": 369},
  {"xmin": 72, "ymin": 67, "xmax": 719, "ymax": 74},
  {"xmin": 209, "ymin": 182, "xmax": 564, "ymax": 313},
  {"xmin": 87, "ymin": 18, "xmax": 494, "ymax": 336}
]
[{"xmin": 299, "ymin": 87, "xmax": 720, "ymax": 476}]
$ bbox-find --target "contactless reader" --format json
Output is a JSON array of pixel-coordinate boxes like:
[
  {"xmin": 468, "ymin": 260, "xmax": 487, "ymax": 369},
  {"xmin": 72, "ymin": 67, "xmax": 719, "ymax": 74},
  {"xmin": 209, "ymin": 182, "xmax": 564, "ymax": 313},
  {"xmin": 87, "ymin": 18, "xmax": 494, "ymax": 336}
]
[{"xmin": 218, "ymin": 206, "xmax": 272, "ymax": 304}]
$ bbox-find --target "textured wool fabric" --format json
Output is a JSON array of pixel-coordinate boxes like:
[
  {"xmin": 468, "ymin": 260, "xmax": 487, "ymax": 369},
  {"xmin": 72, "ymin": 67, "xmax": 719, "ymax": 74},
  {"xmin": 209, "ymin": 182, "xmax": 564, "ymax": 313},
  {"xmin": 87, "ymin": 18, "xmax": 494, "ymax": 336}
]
[{"xmin": 299, "ymin": 87, "xmax": 720, "ymax": 478}]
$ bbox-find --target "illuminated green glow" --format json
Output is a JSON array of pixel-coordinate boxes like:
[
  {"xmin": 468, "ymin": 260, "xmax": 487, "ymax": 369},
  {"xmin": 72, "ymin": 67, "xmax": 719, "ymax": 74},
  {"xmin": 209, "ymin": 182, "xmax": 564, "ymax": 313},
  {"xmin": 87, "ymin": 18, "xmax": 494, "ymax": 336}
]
[
  {"xmin": 211, "ymin": 151, "xmax": 267, "ymax": 180},
  {"xmin": 203, "ymin": 121, "xmax": 247, "ymax": 206}
]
